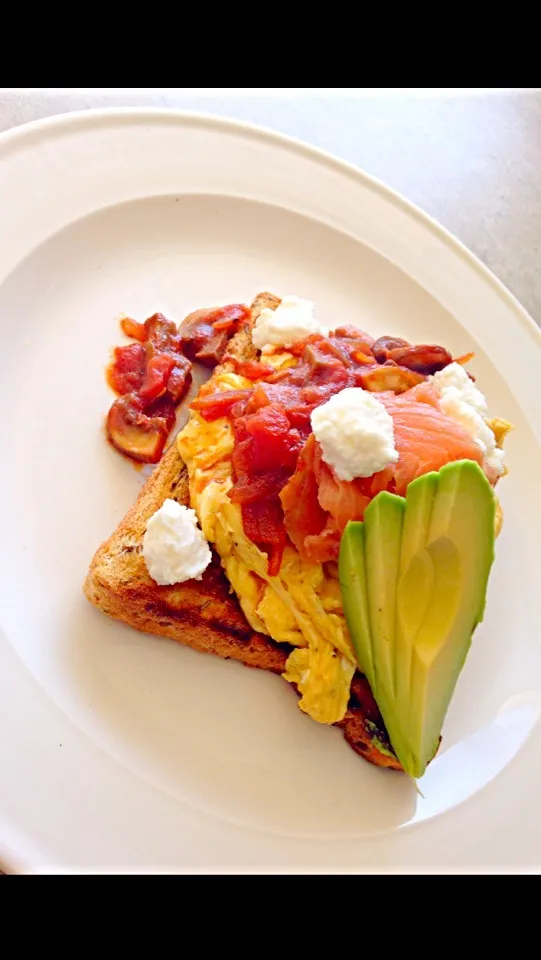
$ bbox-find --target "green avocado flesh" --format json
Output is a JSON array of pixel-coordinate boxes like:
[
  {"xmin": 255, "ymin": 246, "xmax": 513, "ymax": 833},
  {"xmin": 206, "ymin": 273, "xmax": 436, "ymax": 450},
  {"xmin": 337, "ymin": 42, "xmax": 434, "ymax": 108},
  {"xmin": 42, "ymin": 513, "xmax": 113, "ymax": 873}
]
[{"xmin": 339, "ymin": 460, "xmax": 495, "ymax": 779}]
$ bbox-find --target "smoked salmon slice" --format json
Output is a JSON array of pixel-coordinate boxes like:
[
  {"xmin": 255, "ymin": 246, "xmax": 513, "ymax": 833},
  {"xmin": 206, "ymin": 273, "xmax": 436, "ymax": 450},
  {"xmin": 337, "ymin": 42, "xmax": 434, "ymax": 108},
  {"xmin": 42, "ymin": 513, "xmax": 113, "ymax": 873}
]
[
  {"xmin": 281, "ymin": 383, "xmax": 486, "ymax": 562},
  {"xmin": 378, "ymin": 390, "xmax": 484, "ymax": 495}
]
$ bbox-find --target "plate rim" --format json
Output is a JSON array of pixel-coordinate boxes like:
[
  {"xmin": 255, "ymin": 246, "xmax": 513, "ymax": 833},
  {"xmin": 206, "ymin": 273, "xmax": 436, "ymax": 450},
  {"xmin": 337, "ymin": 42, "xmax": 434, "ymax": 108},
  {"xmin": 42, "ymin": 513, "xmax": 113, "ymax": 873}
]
[
  {"xmin": 1, "ymin": 106, "xmax": 540, "ymax": 873},
  {"xmin": 1, "ymin": 105, "xmax": 539, "ymax": 351}
]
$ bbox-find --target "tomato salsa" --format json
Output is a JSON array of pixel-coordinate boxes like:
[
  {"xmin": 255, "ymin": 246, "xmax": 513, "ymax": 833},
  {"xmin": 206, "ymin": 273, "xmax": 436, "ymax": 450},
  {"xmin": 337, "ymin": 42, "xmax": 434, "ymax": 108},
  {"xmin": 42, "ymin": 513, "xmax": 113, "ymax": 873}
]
[
  {"xmin": 191, "ymin": 330, "xmax": 456, "ymax": 574},
  {"xmin": 106, "ymin": 304, "xmax": 250, "ymax": 463},
  {"xmin": 106, "ymin": 299, "xmax": 462, "ymax": 578}
]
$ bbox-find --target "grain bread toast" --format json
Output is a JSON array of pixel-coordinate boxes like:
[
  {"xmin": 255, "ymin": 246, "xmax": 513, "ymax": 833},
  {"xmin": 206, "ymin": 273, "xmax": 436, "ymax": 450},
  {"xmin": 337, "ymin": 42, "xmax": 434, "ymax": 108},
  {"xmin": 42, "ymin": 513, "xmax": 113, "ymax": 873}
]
[{"xmin": 84, "ymin": 292, "xmax": 401, "ymax": 770}]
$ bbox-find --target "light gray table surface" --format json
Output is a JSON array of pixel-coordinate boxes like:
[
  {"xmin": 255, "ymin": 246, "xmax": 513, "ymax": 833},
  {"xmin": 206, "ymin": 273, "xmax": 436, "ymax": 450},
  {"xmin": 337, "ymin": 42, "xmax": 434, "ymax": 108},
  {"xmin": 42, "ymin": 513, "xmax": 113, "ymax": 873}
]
[{"xmin": 1, "ymin": 88, "xmax": 540, "ymax": 326}]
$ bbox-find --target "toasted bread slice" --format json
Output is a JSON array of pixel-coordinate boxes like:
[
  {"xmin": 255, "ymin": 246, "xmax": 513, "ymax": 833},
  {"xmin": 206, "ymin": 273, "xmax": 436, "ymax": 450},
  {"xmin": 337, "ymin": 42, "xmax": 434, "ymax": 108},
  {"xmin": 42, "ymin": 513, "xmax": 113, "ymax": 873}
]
[{"xmin": 84, "ymin": 292, "xmax": 401, "ymax": 770}]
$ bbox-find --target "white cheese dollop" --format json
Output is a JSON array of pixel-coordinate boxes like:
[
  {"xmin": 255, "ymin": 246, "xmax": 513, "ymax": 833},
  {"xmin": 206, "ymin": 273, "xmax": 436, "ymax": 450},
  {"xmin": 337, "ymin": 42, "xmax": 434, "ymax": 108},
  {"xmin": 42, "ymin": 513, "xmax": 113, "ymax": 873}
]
[
  {"xmin": 252, "ymin": 295, "xmax": 329, "ymax": 351},
  {"xmin": 311, "ymin": 388, "xmax": 399, "ymax": 482},
  {"xmin": 432, "ymin": 362, "xmax": 505, "ymax": 477},
  {"xmin": 432, "ymin": 362, "xmax": 488, "ymax": 415},
  {"xmin": 142, "ymin": 498, "xmax": 212, "ymax": 586}
]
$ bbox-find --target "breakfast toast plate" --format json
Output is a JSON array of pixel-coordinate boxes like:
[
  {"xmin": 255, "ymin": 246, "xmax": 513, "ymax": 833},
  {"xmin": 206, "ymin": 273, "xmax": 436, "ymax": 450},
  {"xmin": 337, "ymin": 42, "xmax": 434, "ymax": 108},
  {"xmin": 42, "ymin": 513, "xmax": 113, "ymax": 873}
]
[{"xmin": 1, "ymin": 109, "xmax": 540, "ymax": 873}]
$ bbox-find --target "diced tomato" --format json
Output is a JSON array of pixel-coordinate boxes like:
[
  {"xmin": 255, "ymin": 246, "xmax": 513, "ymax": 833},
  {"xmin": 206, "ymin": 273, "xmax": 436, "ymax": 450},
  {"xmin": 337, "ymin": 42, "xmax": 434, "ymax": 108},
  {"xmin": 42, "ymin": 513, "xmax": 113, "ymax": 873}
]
[
  {"xmin": 107, "ymin": 343, "xmax": 146, "ymax": 394},
  {"xmin": 234, "ymin": 360, "xmax": 275, "ymax": 380},
  {"xmin": 209, "ymin": 303, "xmax": 251, "ymax": 328},
  {"xmin": 244, "ymin": 402, "xmax": 289, "ymax": 439},
  {"xmin": 212, "ymin": 317, "xmax": 237, "ymax": 332},
  {"xmin": 287, "ymin": 334, "xmax": 326, "ymax": 357},
  {"xmin": 191, "ymin": 389, "xmax": 252, "ymax": 421},
  {"xmin": 139, "ymin": 353, "xmax": 176, "ymax": 401},
  {"xmin": 286, "ymin": 407, "xmax": 313, "ymax": 434},
  {"xmin": 231, "ymin": 407, "xmax": 301, "ymax": 481},
  {"xmin": 248, "ymin": 383, "xmax": 294, "ymax": 411},
  {"xmin": 229, "ymin": 470, "xmax": 289, "ymax": 504},
  {"xmin": 242, "ymin": 499, "xmax": 286, "ymax": 541},
  {"xmin": 267, "ymin": 540, "xmax": 287, "ymax": 577},
  {"xmin": 241, "ymin": 499, "xmax": 288, "ymax": 576},
  {"xmin": 231, "ymin": 435, "xmax": 253, "ymax": 479},
  {"xmin": 165, "ymin": 356, "xmax": 192, "ymax": 404},
  {"xmin": 245, "ymin": 383, "xmax": 273, "ymax": 413},
  {"xmin": 120, "ymin": 317, "xmax": 147, "ymax": 342},
  {"xmin": 265, "ymin": 367, "xmax": 293, "ymax": 383},
  {"xmin": 300, "ymin": 373, "xmax": 349, "ymax": 406},
  {"xmin": 245, "ymin": 383, "xmax": 312, "ymax": 435},
  {"xmin": 211, "ymin": 304, "xmax": 250, "ymax": 333},
  {"xmin": 284, "ymin": 348, "xmax": 352, "ymax": 401},
  {"xmin": 316, "ymin": 337, "xmax": 355, "ymax": 367},
  {"xmin": 244, "ymin": 404, "xmax": 302, "ymax": 473},
  {"xmin": 230, "ymin": 399, "xmax": 249, "ymax": 419}
]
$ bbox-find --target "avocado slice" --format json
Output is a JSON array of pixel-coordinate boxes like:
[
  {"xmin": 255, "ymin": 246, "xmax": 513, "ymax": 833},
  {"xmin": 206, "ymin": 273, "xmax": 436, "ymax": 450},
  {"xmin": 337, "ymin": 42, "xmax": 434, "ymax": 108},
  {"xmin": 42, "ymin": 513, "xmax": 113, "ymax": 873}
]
[
  {"xmin": 339, "ymin": 520, "xmax": 373, "ymax": 688},
  {"xmin": 340, "ymin": 492, "xmax": 405, "ymax": 692},
  {"xmin": 395, "ymin": 471, "xmax": 439, "ymax": 705},
  {"xmin": 339, "ymin": 460, "xmax": 495, "ymax": 779},
  {"xmin": 364, "ymin": 491, "xmax": 406, "ymax": 699}
]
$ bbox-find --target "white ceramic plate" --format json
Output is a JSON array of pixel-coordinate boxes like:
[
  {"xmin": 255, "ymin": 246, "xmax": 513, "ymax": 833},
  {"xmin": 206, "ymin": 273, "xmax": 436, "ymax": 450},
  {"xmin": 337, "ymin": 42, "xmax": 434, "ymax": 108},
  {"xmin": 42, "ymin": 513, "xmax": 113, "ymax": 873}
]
[{"xmin": 1, "ymin": 109, "xmax": 540, "ymax": 874}]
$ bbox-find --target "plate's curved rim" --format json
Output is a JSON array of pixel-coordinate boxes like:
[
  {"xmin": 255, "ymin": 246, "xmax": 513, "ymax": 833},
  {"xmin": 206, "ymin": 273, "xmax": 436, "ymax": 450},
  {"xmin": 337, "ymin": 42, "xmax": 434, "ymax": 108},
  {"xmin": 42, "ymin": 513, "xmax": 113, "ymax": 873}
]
[
  {"xmin": 1, "ymin": 106, "xmax": 540, "ymax": 873},
  {"xmin": 1, "ymin": 106, "xmax": 540, "ymax": 350}
]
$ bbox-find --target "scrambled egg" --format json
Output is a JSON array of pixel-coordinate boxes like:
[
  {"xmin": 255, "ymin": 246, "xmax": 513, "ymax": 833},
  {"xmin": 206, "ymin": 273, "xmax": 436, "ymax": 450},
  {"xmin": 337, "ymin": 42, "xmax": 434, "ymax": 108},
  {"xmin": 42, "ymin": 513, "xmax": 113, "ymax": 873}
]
[
  {"xmin": 176, "ymin": 369, "xmax": 356, "ymax": 725},
  {"xmin": 487, "ymin": 416, "xmax": 513, "ymax": 537}
]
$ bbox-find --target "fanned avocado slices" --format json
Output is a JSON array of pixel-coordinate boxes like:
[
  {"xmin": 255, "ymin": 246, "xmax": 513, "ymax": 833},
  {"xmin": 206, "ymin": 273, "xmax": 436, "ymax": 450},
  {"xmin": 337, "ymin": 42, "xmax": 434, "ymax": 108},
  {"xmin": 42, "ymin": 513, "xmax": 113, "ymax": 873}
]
[{"xmin": 339, "ymin": 460, "xmax": 496, "ymax": 779}]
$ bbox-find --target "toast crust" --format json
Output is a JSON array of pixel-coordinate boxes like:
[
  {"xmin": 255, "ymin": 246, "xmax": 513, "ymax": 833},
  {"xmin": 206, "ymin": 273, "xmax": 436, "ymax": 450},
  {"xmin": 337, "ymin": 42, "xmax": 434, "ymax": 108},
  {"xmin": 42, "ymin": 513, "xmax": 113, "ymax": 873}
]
[{"xmin": 84, "ymin": 292, "xmax": 401, "ymax": 770}]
